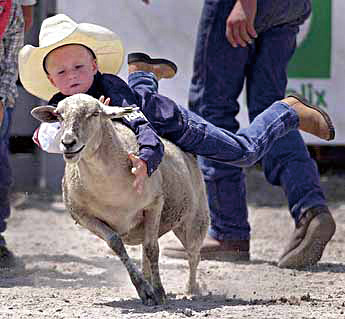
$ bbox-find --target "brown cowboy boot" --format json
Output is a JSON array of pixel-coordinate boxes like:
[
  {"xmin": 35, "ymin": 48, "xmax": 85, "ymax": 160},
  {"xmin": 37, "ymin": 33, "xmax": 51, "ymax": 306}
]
[
  {"xmin": 278, "ymin": 206, "xmax": 336, "ymax": 269},
  {"xmin": 128, "ymin": 52, "xmax": 177, "ymax": 80},
  {"xmin": 283, "ymin": 94, "xmax": 335, "ymax": 141},
  {"xmin": 163, "ymin": 234, "xmax": 250, "ymax": 262}
]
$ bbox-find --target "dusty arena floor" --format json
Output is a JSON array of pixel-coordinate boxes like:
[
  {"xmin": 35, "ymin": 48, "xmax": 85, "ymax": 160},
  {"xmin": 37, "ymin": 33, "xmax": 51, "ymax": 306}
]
[{"xmin": 0, "ymin": 167, "xmax": 344, "ymax": 319}]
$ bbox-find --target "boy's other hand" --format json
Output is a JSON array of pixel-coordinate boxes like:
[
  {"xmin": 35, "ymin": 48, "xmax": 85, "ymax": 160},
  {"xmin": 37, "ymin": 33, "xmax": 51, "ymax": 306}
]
[
  {"xmin": 99, "ymin": 95, "xmax": 111, "ymax": 105},
  {"xmin": 128, "ymin": 153, "xmax": 148, "ymax": 194}
]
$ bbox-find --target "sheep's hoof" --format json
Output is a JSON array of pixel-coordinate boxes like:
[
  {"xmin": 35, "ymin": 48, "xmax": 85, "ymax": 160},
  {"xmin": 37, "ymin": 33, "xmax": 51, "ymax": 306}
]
[{"xmin": 137, "ymin": 279, "xmax": 164, "ymax": 306}]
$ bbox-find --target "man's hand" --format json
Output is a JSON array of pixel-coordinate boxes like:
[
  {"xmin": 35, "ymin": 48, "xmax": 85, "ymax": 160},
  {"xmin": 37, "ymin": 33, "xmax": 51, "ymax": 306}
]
[
  {"xmin": 226, "ymin": 0, "xmax": 257, "ymax": 48},
  {"xmin": 128, "ymin": 153, "xmax": 148, "ymax": 194},
  {"xmin": 0, "ymin": 100, "xmax": 4, "ymax": 128}
]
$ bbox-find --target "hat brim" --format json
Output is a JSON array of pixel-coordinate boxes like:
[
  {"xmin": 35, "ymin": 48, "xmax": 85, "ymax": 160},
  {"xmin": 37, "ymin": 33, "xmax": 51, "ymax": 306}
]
[{"xmin": 19, "ymin": 23, "xmax": 124, "ymax": 101}]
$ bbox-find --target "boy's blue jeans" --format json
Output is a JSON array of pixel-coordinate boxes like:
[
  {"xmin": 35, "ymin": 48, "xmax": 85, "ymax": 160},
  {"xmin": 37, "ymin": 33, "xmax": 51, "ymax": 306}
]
[
  {"xmin": 188, "ymin": 0, "xmax": 325, "ymax": 241},
  {"xmin": 129, "ymin": 71, "xmax": 300, "ymax": 178},
  {"xmin": 0, "ymin": 108, "xmax": 13, "ymax": 246}
]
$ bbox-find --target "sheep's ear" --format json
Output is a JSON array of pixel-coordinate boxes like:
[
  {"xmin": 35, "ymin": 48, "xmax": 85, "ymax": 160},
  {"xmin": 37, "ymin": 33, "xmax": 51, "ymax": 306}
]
[
  {"xmin": 31, "ymin": 105, "xmax": 59, "ymax": 123},
  {"xmin": 100, "ymin": 104, "xmax": 139, "ymax": 119}
]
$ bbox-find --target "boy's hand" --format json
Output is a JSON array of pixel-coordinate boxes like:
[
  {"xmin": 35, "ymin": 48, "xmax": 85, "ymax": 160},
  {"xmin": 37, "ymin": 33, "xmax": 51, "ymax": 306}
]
[
  {"xmin": 128, "ymin": 153, "xmax": 148, "ymax": 194},
  {"xmin": 100, "ymin": 96, "xmax": 148, "ymax": 193}
]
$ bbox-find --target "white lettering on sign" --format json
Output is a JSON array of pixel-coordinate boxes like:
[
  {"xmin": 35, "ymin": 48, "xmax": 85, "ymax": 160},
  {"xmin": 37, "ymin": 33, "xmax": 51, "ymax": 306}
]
[{"xmin": 287, "ymin": 83, "xmax": 327, "ymax": 108}]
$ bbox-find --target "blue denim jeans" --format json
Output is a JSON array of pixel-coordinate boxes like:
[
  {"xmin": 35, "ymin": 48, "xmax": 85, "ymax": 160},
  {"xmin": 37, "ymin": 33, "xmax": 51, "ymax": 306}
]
[
  {"xmin": 129, "ymin": 71, "xmax": 300, "ymax": 176},
  {"xmin": 188, "ymin": 0, "xmax": 324, "ymax": 241},
  {"xmin": 0, "ymin": 108, "xmax": 13, "ymax": 246}
]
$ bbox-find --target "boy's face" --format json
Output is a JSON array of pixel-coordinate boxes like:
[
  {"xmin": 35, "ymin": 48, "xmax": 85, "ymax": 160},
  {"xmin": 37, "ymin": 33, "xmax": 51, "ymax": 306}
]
[{"xmin": 45, "ymin": 44, "xmax": 98, "ymax": 96}]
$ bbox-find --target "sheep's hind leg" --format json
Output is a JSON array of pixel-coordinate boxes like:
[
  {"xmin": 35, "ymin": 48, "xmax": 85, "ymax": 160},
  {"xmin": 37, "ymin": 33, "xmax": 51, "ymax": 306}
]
[
  {"xmin": 74, "ymin": 213, "xmax": 162, "ymax": 305},
  {"xmin": 142, "ymin": 196, "xmax": 166, "ymax": 304},
  {"xmin": 173, "ymin": 211, "xmax": 208, "ymax": 295},
  {"xmin": 172, "ymin": 225, "xmax": 200, "ymax": 294}
]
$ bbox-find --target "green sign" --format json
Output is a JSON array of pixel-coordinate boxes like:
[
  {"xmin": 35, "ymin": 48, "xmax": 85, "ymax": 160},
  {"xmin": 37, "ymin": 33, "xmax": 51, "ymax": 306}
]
[{"xmin": 288, "ymin": 0, "xmax": 331, "ymax": 79}]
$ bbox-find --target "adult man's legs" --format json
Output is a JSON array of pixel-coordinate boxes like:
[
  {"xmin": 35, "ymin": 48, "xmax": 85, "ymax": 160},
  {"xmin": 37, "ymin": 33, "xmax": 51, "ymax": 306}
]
[{"xmin": 246, "ymin": 23, "xmax": 335, "ymax": 268}]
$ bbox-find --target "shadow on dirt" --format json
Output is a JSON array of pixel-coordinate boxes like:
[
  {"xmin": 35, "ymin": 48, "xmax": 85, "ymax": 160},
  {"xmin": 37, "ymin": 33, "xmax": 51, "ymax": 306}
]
[
  {"xmin": 11, "ymin": 193, "xmax": 65, "ymax": 213},
  {"xmin": 96, "ymin": 292, "xmax": 312, "ymax": 315},
  {"xmin": 302, "ymin": 262, "xmax": 345, "ymax": 273},
  {"xmin": 0, "ymin": 253, "xmax": 128, "ymax": 289}
]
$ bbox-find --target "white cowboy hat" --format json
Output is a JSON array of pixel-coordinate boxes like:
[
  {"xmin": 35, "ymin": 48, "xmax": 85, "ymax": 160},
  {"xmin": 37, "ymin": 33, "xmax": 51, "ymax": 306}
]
[{"xmin": 19, "ymin": 14, "xmax": 124, "ymax": 101}]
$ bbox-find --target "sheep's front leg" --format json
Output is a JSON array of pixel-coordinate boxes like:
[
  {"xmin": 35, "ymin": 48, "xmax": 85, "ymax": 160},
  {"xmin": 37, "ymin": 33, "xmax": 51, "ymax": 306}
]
[
  {"xmin": 73, "ymin": 213, "xmax": 162, "ymax": 305},
  {"xmin": 142, "ymin": 196, "xmax": 166, "ymax": 304}
]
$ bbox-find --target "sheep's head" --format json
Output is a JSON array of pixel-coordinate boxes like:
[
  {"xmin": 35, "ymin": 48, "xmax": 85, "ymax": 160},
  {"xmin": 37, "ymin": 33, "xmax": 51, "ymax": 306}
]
[{"xmin": 31, "ymin": 93, "xmax": 136, "ymax": 163}]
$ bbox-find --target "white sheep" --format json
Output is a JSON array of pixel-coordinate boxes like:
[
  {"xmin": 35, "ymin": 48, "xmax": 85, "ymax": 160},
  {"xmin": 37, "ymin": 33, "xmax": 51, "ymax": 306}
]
[{"xmin": 31, "ymin": 93, "xmax": 209, "ymax": 305}]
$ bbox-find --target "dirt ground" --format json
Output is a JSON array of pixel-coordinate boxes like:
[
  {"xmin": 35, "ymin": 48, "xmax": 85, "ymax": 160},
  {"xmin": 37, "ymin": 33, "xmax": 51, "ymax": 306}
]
[{"xmin": 0, "ymin": 167, "xmax": 344, "ymax": 319}]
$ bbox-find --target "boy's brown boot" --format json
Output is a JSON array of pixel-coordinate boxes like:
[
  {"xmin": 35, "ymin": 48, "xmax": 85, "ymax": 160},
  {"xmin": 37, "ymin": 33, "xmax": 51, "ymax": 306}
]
[
  {"xmin": 283, "ymin": 94, "xmax": 335, "ymax": 141},
  {"xmin": 128, "ymin": 52, "xmax": 177, "ymax": 80}
]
